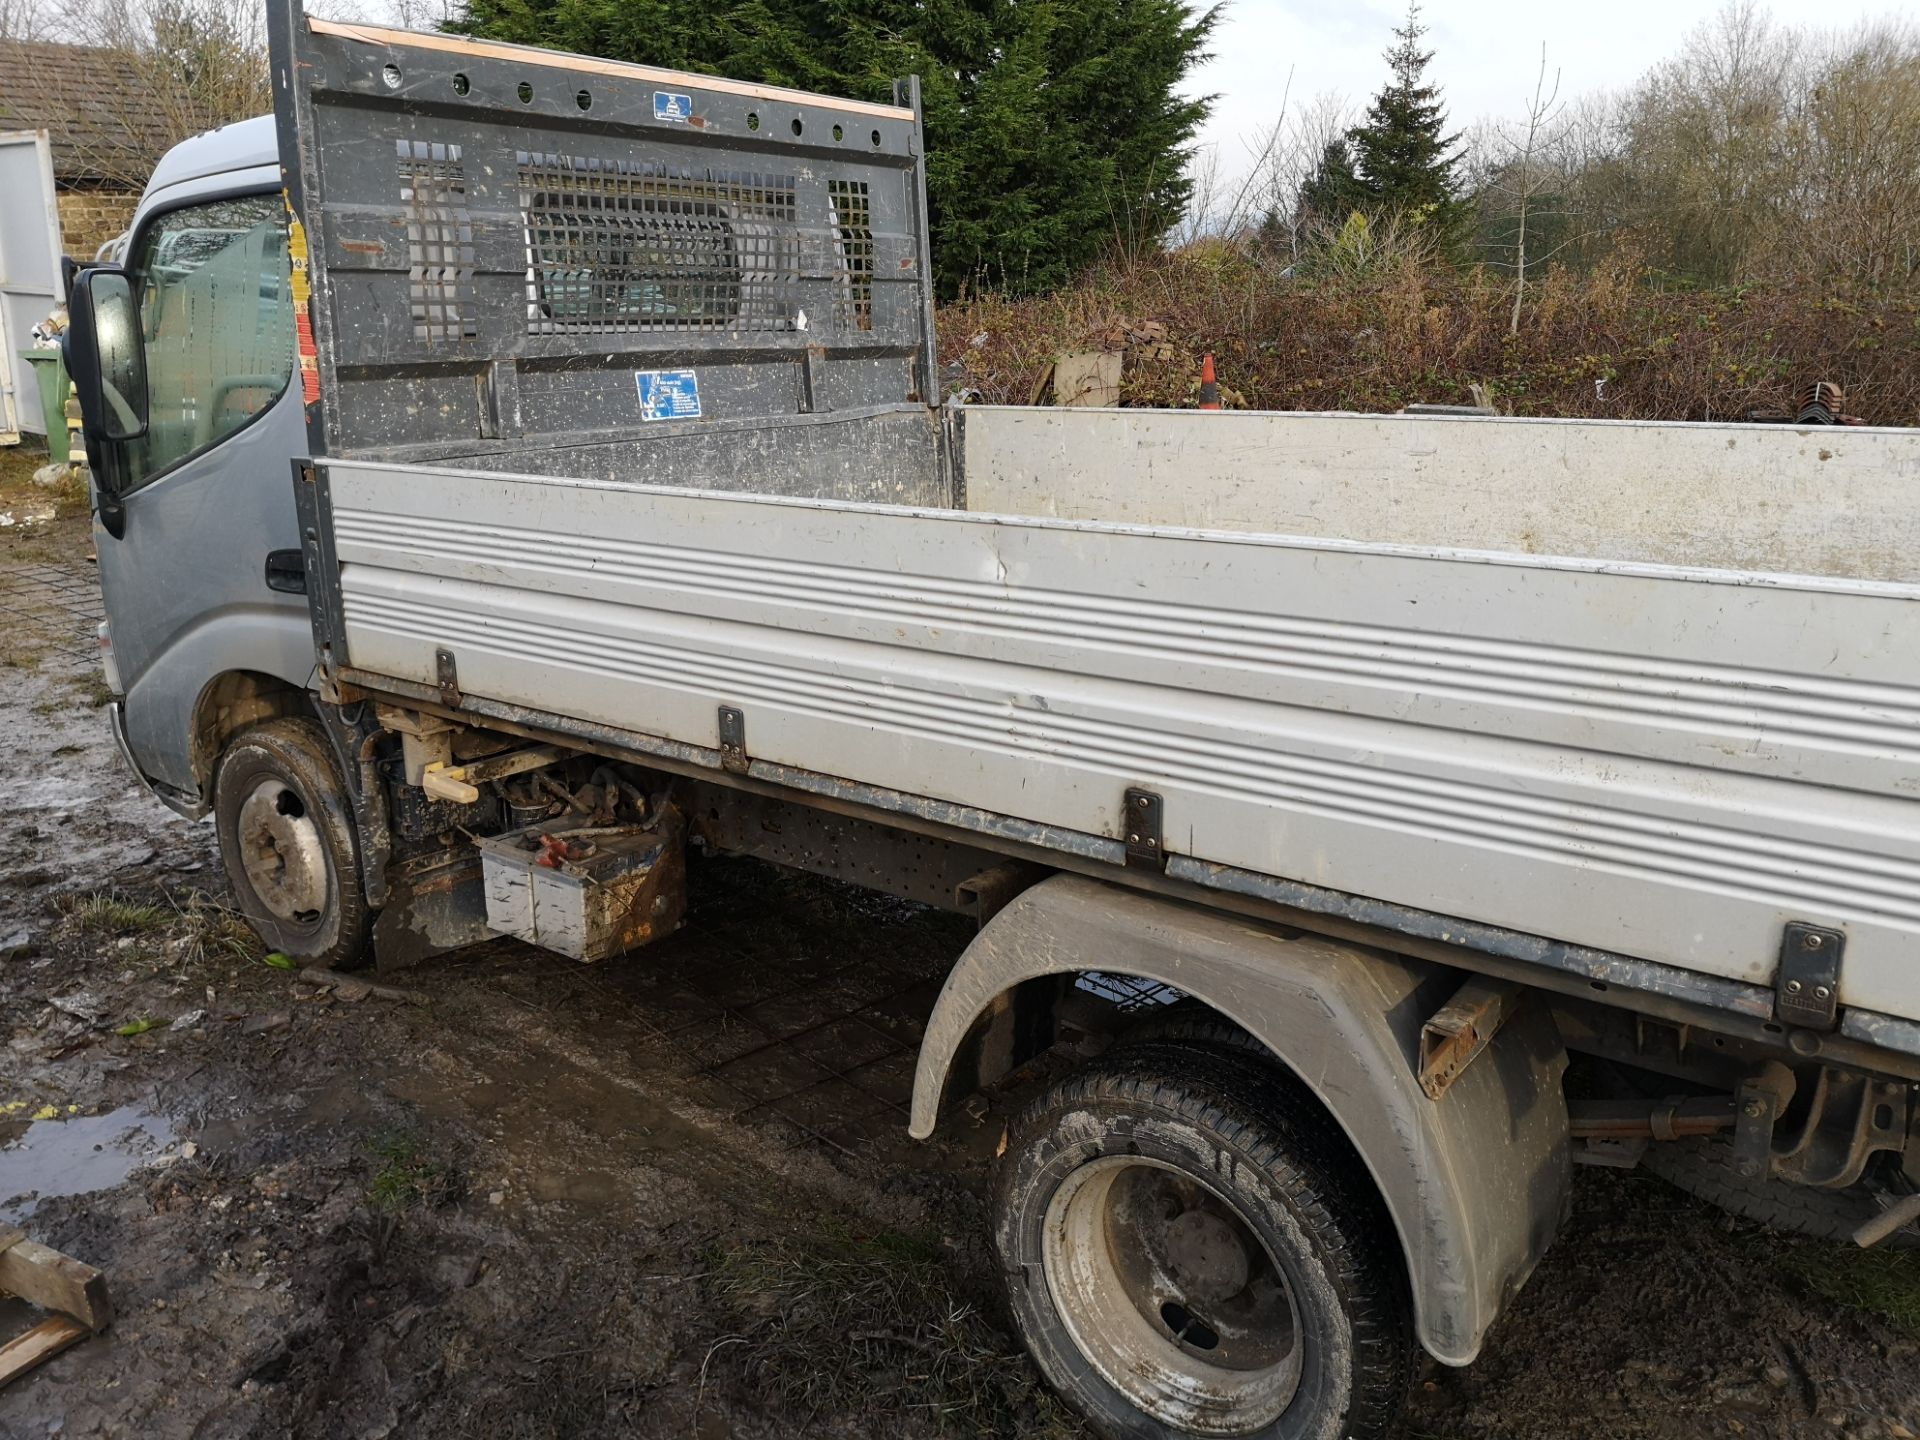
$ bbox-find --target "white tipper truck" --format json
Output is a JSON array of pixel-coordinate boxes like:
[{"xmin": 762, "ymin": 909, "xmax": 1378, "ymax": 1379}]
[{"xmin": 60, "ymin": 2, "xmax": 1920, "ymax": 1433}]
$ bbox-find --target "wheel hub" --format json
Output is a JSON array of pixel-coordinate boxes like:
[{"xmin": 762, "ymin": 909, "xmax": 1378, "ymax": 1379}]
[
  {"xmin": 1164, "ymin": 1208, "xmax": 1253, "ymax": 1303},
  {"xmin": 235, "ymin": 778, "xmax": 327, "ymax": 923},
  {"xmin": 1042, "ymin": 1155, "xmax": 1303, "ymax": 1435}
]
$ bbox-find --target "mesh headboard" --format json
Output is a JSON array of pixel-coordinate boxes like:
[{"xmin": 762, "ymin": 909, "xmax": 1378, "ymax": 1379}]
[{"xmin": 267, "ymin": 0, "xmax": 943, "ymax": 503}]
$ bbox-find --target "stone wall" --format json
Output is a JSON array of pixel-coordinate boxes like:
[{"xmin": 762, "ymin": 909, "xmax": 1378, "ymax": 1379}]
[{"xmin": 55, "ymin": 187, "xmax": 139, "ymax": 262}]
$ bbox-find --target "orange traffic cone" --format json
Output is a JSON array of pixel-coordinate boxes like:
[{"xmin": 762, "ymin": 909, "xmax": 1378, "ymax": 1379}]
[{"xmin": 1199, "ymin": 353, "xmax": 1221, "ymax": 410}]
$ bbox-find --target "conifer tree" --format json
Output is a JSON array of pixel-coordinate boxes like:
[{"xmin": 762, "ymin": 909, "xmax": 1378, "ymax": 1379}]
[
  {"xmin": 454, "ymin": 0, "xmax": 1217, "ymax": 297},
  {"xmin": 1346, "ymin": 3, "xmax": 1465, "ymax": 232},
  {"xmin": 1296, "ymin": 137, "xmax": 1365, "ymax": 222}
]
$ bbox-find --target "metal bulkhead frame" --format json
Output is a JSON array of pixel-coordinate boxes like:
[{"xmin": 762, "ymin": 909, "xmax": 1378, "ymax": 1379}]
[{"xmin": 265, "ymin": 0, "xmax": 943, "ymax": 501}]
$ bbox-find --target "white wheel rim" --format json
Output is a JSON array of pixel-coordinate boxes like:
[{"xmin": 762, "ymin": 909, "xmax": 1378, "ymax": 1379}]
[
  {"xmin": 235, "ymin": 778, "xmax": 328, "ymax": 923},
  {"xmin": 1042, "ymin": 1155, "xmax": 1303, "ymax": 1435}
]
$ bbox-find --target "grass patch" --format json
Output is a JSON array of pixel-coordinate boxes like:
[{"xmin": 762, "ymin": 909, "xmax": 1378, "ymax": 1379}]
[
  {"xmin": 709, "ymin": 1217, "xmax": 1083, "ymax": 1437},
  {"xmin": 48, "ymin": 468, "xmax": 91, "ymax": 519},
  {"xmin": 173, "ymin": 892, "xmax": 266, "ymax": 969},
  {"xmin": 60, "ymin": 889, "xmax": 267, "ymax": 970},
  {"xmin": 72, "ymin": 672, "xmax": 115, "ymax": 708},
  {"xmin": 0, "ymin": 448, "xmax": 96, "ymax": 565},
  {"xmin": 367, "ymin": 1129, "xmax": 465, "ymax": 1213},
  {"xmin": 1770, "ymin": 1237, "xmax": 1920, "ymax": 1337},
  {"xmin": 62, "ymin": 891, "xmax": 174, "ymax": 936},
  {"xmin": 0, "ymin": 637, "xmax": 49, "ymax": 670}
]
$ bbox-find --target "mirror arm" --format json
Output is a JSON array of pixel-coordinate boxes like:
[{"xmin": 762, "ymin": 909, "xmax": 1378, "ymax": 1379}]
[{"xmin": 96, "ymin": 484, "xmax": 126, "ymax": 540}]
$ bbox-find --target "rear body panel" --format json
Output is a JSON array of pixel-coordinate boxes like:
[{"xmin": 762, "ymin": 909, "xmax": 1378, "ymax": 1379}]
[
  {"xmin": 958, "ymin": 405, "xmax": 1920, "ymax": 583},
  {"xmin": 315, "ymin": 454, "xmax": 1920, "ymax": 1024}
]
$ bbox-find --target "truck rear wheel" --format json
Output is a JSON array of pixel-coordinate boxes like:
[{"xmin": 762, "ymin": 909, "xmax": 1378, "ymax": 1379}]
[
  {"xmin": 213, "ymin": 717, "xmax": 372, "ymax": 971},
  {"xmin": 994, "ymin": 1042, "xmax": 1411, "ymax": 1439}
]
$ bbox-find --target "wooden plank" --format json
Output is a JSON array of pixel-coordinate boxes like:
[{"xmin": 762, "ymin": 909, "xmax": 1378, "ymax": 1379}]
[
  {"xmin": 0, "ymin": 1315, "xmax": 90, "ymax": 1390},
  {"xmin": 0, "ymin": 1233, "xmax": 113, "ymax": 1332},
  {"xmin": 305, "ymin": 16, "xmax": 918, "ymax": 120},
  {"xmin": 1054, "ymin": 351, "xmax": 1122, "ymax": 408}
]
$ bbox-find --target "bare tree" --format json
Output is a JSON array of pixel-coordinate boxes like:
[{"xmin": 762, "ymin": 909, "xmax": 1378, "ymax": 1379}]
[
  {"xmin": 1475, "ymin": 45, "xmax": 1570, "ymax": 332},
  {"xmin": 1170, "ymin": 140, "xmax": 1227, "ymax": 249},
  {"xmin": 1765, "ymin": 19, "xmax": 1920, "ymax": 288},
  {"xmin": 1617, "ymin": 0, "xmax": 1798, "ymax": 283},
  {"xmin": 18, "ymin": 0, "xmax": 271, "ymax": 187},
  {"xmin": 1249, "ymin": 89, "xmax": 1354, "ymax": 261},
  {"xmin": 375, "ymin": 0, "xmax": 460, "ymax": 31},
  {"xmin": 1556, "ymin": 5, "xmax": 1920, "ymax": 291},
  {"xmin": 0, "ymin": 0, "xmax": 49, "ymax": 40},
  {"xmin": 1173, "ymin": 67, "xmax": 1299, "ymax": 247}
]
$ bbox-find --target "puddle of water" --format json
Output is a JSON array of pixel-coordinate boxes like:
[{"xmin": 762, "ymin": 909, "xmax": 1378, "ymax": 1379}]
[{"xmin": 0, "ymin": 1104, "xmax": 180, "ymax": 1222}]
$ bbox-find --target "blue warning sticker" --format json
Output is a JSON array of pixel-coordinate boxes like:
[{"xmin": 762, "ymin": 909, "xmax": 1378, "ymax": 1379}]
[
  {"xmin": 653, "ymin": 91, "xmax": 692, "ymax": 122},
  {"xmin": 635, "ymin": 368, "xmax": 702, "ymax": 421}
]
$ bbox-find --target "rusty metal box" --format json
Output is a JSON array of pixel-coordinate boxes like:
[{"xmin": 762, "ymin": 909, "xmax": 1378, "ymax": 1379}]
[{"xmin": 475, "ymin": 815, "xmax": 684, "ymax": 962}]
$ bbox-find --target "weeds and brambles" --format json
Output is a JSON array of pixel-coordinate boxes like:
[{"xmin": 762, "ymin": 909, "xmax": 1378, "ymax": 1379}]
[
  {"xmin": 709, "ymin": 1218, "xmax": 1082, "ymax": 1438},
  {"xmin": 367, "ymin": 1129, "xmax": 466, "ymax": 1213},
  {"xmin": 938, "ymin": 246, "xmax": 1920, "ymax": 425},
  {"xmin": 49, "ymin": 469, "xmax": 91, "ymax": 520},
  {"xmin": 0, "ymin": 447, "xmax": 95, "ymax": 564}
]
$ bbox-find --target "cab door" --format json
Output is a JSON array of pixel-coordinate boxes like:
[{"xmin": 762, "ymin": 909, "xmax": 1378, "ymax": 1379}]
[{"xmin": 92, "ymin": 191, "xmax": 315, "ymax": 798}]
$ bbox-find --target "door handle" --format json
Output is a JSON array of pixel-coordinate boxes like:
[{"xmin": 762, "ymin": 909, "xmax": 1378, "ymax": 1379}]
[{"xmin": 264, "ymin": 549, "xmax": 306, "ymax": 594}]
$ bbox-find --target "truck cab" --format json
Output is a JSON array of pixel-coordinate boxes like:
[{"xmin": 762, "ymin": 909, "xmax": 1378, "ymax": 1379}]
[{"xmin": 87, "ymin": 115, "xmax": 314, "ymax": 818}]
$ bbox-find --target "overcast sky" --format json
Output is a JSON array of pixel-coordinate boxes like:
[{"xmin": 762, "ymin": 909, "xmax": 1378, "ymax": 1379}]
[{"xmin": 1183, "ymin": 0, "xmax": 1907, "ymax": 195}]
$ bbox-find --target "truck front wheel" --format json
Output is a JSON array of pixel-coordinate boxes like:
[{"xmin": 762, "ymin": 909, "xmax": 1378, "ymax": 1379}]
[
  {"xmin": 213, "ymin": 717, "xmax": 373, "ymax": 971},
  {"xmin": 994, "ymin": 1042, "xmax": 1411, "ymax": 1439}
]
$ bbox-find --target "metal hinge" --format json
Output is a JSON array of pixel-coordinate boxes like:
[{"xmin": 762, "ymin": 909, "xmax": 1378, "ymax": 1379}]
[
  {"xmin": 434, "ymin": 648, "xmax": 460, "ymax": 709},
  {"xmin": 1775, "ymin": 922, "xmax": 1844, "ymax": 1030},
  {"xmin": 718, "ymin": 706, "xmax": 749, "ymax": 775},
  {"xmin": 1123, "ymin": 788, "xmax": 1165, "ymax": 870}
]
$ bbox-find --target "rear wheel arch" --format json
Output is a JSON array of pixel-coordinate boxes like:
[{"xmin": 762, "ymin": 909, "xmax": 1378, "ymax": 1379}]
[{"xmin": 909, "ymin": 873, "xmax": 1572, "ymax": 1368}]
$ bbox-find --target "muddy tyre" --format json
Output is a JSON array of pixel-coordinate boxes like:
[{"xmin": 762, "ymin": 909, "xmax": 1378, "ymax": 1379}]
[
  {"xmin": 213, "ymin": 717, "xmax": 372, "ymax": 971},
  {"xmin": 995, "ymin": 1042, "xmax": 1412, "ymax": 1439}
]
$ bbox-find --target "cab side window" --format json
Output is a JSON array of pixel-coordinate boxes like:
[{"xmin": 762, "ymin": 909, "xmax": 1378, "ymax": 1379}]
[{"xmin": 124, "ymin": 195, "xmax": 293, "ymax": 488}]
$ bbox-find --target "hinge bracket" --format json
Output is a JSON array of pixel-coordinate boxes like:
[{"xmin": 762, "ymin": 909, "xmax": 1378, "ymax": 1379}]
[
  {"xmin": 1775, "ymin": 921, "xmax": 1844, "ymax": 1031},
  {"xmin": 718, "ymin": 706, "xmax": 749, "ymax": 775},
  {"xmin": 1123, "ymin": 788, "xmax": 1165, "ymax": 871},
  {"xmin": 434, "ymin": 648, "xmax": 460, "ymax": 709}
]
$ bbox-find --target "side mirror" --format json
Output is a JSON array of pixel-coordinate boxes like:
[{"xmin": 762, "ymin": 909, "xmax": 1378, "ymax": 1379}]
[{"xmin": 65, "ymin": 269, "xmax": 148, "ymax": 443}]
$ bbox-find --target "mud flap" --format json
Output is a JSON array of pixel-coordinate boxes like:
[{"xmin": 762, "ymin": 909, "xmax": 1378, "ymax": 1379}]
[{"xmin": 372, "ymin": 848, "xmax": 492, "ymax": 973}]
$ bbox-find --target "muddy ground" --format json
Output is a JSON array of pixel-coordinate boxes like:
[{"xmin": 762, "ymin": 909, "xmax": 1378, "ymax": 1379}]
[{"xmin": 2, "ymin": 447, "xmax": 1919, "ymax": 1440}]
